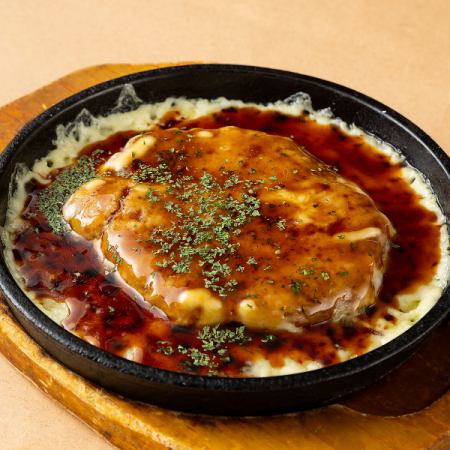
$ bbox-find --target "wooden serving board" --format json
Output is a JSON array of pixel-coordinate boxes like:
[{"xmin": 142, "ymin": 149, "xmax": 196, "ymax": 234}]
[{"xmin": 0, "ymin": 63, "xmax": 449, "ymax": 450}]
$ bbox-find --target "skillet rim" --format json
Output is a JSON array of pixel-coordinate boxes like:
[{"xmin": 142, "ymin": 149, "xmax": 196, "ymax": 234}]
[{"xmin": 0, "ymin": 63, "xmax": 448, "ymax": 394}]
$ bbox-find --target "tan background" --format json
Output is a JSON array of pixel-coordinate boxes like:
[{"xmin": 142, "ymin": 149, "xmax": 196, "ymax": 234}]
[{"xmin": 0, "ymin": 0, "xmax": 449, "ymax": 448}]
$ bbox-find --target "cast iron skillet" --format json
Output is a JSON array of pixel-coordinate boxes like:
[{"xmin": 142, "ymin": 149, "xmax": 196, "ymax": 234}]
[{"xmin": 0, "ymin": 64, "xmax": 449, "ymax": 415}]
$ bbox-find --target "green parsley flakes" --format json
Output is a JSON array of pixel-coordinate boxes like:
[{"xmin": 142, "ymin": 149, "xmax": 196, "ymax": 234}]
[
  {"xmin": 137, "ymin": 166, "xmax": 263, "ymax": 297},
  {"xmin": 276, "ymin": 218, "xmax": 286, "ymax": 231},
  {"xmin": 146, "ymin": 188, "xmax": 159, "ymax": 203},
  {"xmin": 156, "ymin": 341, "xmax": 174, "ymax": 356},
  {"xmin": 261, "ymin": 334, "xmax": 277, "ymax": 343},
  {"xmin": 156, "ymin": 325, "xmax": 251, "ymax": 374},
  {"xmin": 321, "ymin": 271, "xmax": 330, "ymax": 281},
  {"xmin": 37, "ymin": 156, "xmax": 96, "ymax": 234},
  {"xmin": 298, "ymin": 267, "xmax": 315, "ymax": 276},
  {"xmin": 290, "ymin": 279, "xmax": 302, "ymax": 296},
  {"xmin": 199, "ymin": 324, "xmax": 250, "ymax": 351},
  {"xmin": 108, "ymin": 244, "xmax": 123, "ymax": 267}
]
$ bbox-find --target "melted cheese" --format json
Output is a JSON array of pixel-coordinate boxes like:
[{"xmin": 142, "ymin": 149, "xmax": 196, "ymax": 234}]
[
  {"xmin": 63, "ymin": 126, "xmax": 394, "ymax": 331},
  {"xmin": 2, "ymin": 87, "xmax": 449, "ymax": 377}
]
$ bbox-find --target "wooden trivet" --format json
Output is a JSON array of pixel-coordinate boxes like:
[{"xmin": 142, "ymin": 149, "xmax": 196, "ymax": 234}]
[{"xmin": 0, "ymin": 63, "xmax": 448, "ymax": 450}]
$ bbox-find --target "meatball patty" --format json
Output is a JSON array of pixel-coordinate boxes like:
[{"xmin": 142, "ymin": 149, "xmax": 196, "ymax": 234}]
[{"xmin": 63, "ymin": 126, "xmax": 394, "ymax": 331}]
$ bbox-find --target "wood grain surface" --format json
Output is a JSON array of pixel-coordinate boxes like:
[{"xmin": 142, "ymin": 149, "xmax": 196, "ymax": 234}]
[{"xmin": 0, "ymin": 63, "xmax": 448, "ymax": 450}]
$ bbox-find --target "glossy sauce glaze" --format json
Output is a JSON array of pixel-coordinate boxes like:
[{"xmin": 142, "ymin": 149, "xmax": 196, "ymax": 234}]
[{"xmin": 11, "ymin": 107, "xmax": 441, "ymax": 376}]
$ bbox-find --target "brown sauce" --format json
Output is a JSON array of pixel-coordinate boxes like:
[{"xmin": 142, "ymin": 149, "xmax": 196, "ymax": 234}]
[{"xmin": 11, "ymin": 107, "xmax": 442, "ymax": 377}]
